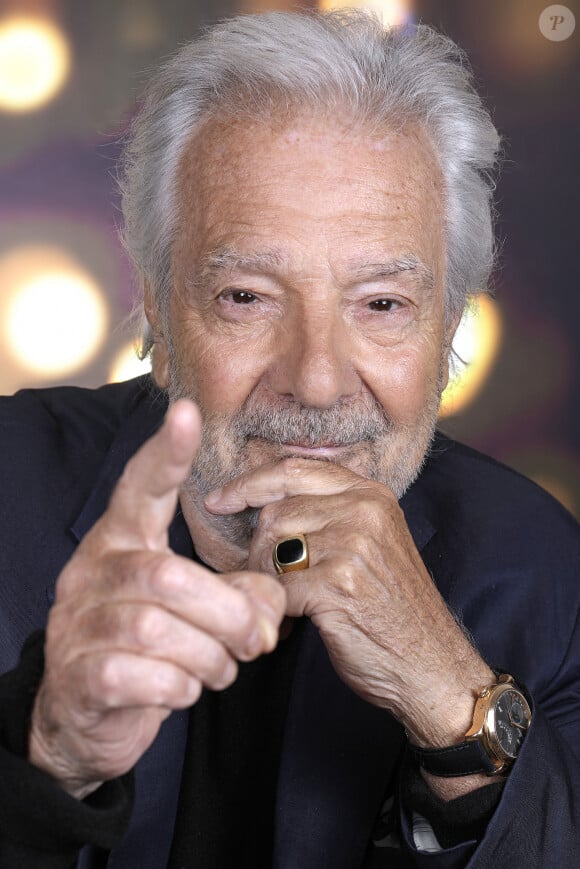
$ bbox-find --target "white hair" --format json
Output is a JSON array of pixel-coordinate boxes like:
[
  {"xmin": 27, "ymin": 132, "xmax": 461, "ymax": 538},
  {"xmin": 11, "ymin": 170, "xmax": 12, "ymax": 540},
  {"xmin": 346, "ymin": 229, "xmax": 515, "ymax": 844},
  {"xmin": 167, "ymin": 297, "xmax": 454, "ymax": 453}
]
[{"xmin": 119, "ymin": 9, "xmax": 501, "ymax": 354}]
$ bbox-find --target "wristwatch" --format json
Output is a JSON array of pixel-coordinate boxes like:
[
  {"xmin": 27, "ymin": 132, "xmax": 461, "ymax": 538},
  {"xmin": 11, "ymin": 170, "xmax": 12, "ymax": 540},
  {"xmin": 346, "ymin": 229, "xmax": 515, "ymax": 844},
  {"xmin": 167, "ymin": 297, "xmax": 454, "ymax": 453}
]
[{"xmin": 410, "ymin": 674, "xmax": 532, "ymax": 777}]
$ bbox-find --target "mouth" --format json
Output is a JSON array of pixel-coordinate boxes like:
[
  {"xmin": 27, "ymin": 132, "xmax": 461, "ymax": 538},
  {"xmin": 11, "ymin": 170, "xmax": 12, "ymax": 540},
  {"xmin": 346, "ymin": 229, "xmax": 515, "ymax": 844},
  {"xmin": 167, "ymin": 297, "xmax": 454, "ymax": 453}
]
[{"xmin": 244, "ymin": 435, "xmax": 365, "ymax": 460}]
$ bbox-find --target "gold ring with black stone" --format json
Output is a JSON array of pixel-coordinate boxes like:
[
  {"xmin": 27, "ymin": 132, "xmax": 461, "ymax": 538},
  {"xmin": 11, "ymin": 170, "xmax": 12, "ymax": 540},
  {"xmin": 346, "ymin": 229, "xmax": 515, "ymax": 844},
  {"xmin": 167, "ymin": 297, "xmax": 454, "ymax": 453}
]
[{"xmin": 273, "ymin": 534, "xmax": 309, "ymax": 574}]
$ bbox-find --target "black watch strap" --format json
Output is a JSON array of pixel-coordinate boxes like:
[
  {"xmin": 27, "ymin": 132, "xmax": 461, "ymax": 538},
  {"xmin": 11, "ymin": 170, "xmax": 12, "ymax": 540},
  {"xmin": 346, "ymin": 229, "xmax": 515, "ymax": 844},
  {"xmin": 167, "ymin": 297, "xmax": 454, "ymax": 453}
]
[{"xmin": 409, "ymin": 740, "xmax": 499, "ymax": 777}]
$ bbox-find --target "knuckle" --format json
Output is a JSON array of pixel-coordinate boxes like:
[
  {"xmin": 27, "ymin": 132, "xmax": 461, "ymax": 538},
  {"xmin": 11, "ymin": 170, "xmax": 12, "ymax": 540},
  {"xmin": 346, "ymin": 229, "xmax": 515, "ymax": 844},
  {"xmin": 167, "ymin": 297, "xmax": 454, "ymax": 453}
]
[
  {"xmin": 343, "ymin": 527, "xmax": 370, "ymax": 555},
  {"xmin": 131, "ymin": 606, "xmax": 165, "ymax": 648},
  {"xmin": 281, "ymin": 456, "xmax": 304, "ymax": 477},
  {"xmin": 55, "ymin": 554, "xmax": 92, "ymax": 601},
  {"xmin": 354, "ymin": 497, "xmax": 384, "ymax": 530},
  {"xmin": 147, "ymin": 553, "xmax": 184, "ymax": 596},
  {"xmin": 92, "ymin": 655, "xmax": 123, "ymax": 705},
  {"xmin": 258, "ymin": 501, "xmax": 279, "ymax": 531},
  {"xmin": 332, "ymin": 553, "xmax": 365, "ymax": 599},
  {"xmin": 280, "ymin": 457, "xmax": 305, "ymax": 479}
]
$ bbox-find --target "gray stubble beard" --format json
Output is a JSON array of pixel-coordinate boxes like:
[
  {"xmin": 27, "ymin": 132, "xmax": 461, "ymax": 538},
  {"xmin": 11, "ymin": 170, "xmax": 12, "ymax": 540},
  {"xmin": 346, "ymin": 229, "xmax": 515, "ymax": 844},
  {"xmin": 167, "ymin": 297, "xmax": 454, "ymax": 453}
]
[{"xmin": 166, "ymin": 351, "xmax": 443, "ymax": 547}]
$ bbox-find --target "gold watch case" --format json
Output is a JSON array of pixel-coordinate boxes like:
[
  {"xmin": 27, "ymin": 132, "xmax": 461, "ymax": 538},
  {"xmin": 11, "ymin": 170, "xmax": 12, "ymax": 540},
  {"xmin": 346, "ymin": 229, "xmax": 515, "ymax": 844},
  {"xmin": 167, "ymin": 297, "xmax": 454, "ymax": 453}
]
[{"xmin": 465, "ymin": 674, "xmax": 532, "ymax": 774}]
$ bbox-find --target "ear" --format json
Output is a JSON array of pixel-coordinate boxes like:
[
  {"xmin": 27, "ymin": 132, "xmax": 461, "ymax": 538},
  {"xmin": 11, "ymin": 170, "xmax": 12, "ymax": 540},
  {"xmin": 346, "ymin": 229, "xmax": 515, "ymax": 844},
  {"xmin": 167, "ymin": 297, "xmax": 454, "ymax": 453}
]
[{"xmin": 144, "ymin": 284, "xmax": 169, "ymax": 390}]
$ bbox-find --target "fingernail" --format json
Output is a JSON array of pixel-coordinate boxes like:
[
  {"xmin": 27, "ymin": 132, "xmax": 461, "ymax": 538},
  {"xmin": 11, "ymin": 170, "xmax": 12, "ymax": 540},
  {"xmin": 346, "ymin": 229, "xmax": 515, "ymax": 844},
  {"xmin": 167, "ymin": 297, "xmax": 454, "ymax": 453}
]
[{"xmin": 257, "ymin": 614, "xmax": 278, "ymax": 653}]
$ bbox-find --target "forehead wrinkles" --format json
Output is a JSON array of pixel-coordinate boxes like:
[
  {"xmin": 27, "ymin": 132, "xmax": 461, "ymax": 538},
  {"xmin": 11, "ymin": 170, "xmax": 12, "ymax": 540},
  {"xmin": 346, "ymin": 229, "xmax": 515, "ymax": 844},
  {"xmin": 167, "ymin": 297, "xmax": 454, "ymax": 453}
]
[
  {"xmin": 173, "ymin": 113, "xmax": 446, "ymax": 285},
  {"xmin": 178, "ymin": 110, "xmax": 444, "ymax": 207}
]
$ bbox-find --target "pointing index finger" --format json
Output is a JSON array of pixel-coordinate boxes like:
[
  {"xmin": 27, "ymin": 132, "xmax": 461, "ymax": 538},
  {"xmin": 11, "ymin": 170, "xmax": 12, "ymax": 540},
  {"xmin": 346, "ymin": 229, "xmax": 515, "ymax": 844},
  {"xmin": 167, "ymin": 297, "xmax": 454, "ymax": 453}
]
[{"xmin": 88, "ymin": 399, "xmax": 201, "ymax": 552}]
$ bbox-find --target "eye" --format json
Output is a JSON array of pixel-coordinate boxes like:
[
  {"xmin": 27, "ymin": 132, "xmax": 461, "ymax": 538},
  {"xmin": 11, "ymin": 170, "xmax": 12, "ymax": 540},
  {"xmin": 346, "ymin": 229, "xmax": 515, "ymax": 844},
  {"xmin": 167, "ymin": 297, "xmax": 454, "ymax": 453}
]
[
  {"xmin": 367, "ymin": 298, "xmax": 402, "ymax": 312},
  {"xmin": 224, "ymin": 290, "xmax": 257, "ymax": 304},
  {"xmin": 215, "ymin": 287, "xmax": 274, "ymax": 324}
]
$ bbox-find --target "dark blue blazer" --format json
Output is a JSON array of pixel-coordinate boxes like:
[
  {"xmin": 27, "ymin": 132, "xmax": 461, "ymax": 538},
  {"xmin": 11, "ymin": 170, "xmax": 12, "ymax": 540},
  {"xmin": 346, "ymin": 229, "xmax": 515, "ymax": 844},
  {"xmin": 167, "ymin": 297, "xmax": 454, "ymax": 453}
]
[{"xmin": 1, "ymin": 377, "xmax": 579, "ymax": 868}]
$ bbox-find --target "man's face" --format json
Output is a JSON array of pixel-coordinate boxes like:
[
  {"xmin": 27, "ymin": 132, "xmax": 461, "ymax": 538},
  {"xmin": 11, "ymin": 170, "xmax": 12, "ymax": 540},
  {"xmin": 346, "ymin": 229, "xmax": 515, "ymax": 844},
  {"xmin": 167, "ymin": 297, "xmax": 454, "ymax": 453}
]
[{"xmin": 153, "ymin": 113, "xmax": 453, "ymax": 543}]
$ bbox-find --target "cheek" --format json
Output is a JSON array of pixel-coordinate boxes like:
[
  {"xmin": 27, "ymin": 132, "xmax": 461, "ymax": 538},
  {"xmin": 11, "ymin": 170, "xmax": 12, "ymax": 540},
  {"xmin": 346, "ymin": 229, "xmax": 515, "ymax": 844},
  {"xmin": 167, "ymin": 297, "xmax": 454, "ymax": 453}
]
[
  {"xmin": 170, "ymin": 316, "xmax": 272, "ymax": 414},
  {"xmin": 200, "ymin": 351, "xmax": 260, "ymax": 414},
  {"xmin": 364, "ymin": 339, "xmax": 443, "ymax": 425}
]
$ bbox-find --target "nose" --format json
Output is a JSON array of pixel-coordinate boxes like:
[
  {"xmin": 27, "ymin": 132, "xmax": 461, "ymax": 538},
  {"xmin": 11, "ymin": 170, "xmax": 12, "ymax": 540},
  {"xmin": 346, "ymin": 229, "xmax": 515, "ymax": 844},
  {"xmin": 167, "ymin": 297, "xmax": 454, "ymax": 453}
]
[{"xmin": 267, "ymin": 305, "xmax": 359, "ymax": 408}]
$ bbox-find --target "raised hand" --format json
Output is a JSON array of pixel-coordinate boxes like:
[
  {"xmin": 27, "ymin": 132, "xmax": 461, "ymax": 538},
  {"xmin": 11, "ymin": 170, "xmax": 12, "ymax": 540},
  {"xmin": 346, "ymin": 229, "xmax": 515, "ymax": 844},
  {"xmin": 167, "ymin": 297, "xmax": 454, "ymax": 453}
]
[
  {"xmin": 29, "ymin": 400, "xmax": 285, "ymax": 799},
  {"xmin": 205, "ymin": 457, "xmax": 494, "ymax": 752}
]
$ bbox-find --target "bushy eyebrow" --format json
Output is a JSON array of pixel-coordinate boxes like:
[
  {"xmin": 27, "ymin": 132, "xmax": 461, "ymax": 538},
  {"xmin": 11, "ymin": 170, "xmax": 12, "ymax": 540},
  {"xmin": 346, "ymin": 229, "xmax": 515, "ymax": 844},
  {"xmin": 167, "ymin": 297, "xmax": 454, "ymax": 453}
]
[
  {"xmin": 348, "ymin": 255, "xmax": 433, "ymax": 289},
  {"xmin": 186, "ymin": 247, "xmax": 433, "ymax": 292},
  {"xmin": 185, "ymin": 247, "xmax": 285, "ymax": 290}
]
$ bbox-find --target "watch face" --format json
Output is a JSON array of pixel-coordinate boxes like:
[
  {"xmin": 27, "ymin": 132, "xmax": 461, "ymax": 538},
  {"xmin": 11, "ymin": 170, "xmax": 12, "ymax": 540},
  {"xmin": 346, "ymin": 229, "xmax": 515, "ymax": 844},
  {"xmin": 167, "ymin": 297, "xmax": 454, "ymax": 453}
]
[{"xmin": 494, "ymin": 689, "xmax": 530, "ymax": 758}]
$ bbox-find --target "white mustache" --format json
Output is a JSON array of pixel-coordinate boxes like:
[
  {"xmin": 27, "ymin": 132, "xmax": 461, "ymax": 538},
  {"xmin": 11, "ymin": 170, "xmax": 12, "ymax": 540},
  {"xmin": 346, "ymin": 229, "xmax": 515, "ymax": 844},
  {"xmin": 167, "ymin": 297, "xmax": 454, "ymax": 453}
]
[{"xmin": 230, "ymin": 395, "xmax": 394, "ymax": 448}]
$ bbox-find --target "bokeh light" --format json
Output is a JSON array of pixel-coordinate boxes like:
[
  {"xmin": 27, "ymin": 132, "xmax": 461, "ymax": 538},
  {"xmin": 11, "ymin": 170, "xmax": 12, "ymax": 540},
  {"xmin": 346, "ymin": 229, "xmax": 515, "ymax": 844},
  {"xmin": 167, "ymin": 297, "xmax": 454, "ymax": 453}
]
[
  {"xmin": 0, "ymin": 16, "xmax": 70, "ymax": 112},
  {"xmin": 0, "ymin": 246, "xmax": 108, "ymax": 378},
  {"xmin": 439, "ymin": 295, "xmax": 502, "ymax": 418},
  {"xmin": 318, "ymin": 0, "xmax": 413, "ymax": 26},
  {"xmin": 109, "ymin": 341, "xmax": 152, "ymax": 384}
]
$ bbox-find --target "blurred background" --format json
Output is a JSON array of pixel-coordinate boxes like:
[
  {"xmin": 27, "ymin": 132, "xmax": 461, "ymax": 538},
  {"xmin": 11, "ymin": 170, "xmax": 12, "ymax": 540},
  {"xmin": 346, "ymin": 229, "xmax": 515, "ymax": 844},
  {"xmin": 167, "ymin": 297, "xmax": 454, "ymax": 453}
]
[{"xmin": 0, "ymin": 0, "xmax": 578, "ymax": 517}]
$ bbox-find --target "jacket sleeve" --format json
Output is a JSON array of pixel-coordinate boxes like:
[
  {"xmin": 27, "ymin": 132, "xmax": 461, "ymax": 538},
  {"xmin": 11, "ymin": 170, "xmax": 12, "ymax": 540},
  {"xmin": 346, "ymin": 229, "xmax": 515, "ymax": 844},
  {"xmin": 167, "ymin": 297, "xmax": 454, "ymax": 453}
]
[
  {"xmin": 396, "ymin": 562, "xmax": 580, "ymax": 869},
  {"xmin": 0, "ymin": 632, "xmax": 134, "ymax": 869},
  {"xmin": 394, "ymin": 453, "xmax": 580, "ymax": 869},
  {"xmin": 397, "ymin": 694, "xmax": 580, "ymax": 868}
]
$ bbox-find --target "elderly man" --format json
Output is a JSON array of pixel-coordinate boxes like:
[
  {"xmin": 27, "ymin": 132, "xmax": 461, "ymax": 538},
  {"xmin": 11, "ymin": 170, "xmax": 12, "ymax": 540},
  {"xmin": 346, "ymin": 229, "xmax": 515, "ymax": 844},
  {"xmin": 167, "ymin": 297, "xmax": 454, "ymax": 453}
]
[{"xmin": 0, "ymin": 9, "xmax": 578, "ymax": 868}]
